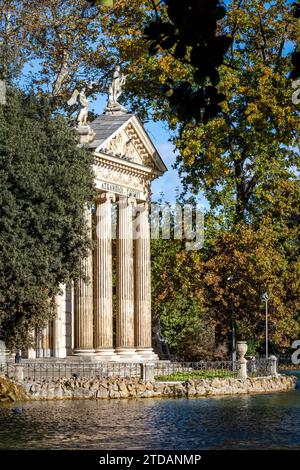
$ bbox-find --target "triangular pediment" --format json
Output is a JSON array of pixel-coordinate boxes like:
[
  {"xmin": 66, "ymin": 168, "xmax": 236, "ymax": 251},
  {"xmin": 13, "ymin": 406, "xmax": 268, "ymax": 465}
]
[{"xmin": 90, "ymin": 114, "xmax": 167, "ymax": 175}]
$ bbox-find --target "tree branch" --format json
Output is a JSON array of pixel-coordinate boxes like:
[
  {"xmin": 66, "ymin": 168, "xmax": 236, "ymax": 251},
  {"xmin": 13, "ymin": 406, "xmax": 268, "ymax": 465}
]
[{"xmin": 258, "ymin": 12, "xmax": 267, "ymax": 65}]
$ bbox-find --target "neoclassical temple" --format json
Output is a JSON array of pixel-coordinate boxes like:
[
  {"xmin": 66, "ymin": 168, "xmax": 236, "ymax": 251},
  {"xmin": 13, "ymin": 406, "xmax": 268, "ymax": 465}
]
[{"xmin": 26, "ymin": 75, "xmax": 167, "ymax": 362}]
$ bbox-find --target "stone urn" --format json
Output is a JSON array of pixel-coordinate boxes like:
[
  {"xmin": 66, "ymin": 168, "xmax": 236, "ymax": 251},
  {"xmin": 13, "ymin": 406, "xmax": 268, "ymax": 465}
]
[{"xmin": 236, "ymin": 341, "xmax": 248, "ymax": 360}]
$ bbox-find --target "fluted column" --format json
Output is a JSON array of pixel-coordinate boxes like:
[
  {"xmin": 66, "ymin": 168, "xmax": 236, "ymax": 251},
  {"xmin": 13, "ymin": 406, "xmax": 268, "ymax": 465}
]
[
  {"xmin": 27, "ymin": 330, "xmax": 36, "ymax": 359},
  {"xmin": 35, "ymin": 329, "xmax": 42, "ymax": 358},
  {"xmin": 73, "ymin": 206, "xmax": 94, "ymax": 355},
  {"xmin": 116, "ymin": 196, "xmax": 137, "ymax": 357},
  {"xmin": 134, "ymin": 202, "xmax": 157, "ymax": 360},
  {"xmin": 41, "ymin": 323, "xmax": 51, "ymax": 357},
  {"xmin": 94, "ymin": 193, "xmax": 116, "ymax": 358},
  {"xmin": 53, "ymin": 287, "xmax": 67, "ymax": 358}
]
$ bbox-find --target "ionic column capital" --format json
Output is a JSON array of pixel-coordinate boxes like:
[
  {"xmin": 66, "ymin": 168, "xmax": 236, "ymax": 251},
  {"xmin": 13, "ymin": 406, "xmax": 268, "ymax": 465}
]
[
  {"xmin": 136, "ymin": 200, "xmax": 150, "ymax": 213},
  {"xmin": 117, "ymin": 195, "xmax": 136, "ymax": 207},
  {"xmin": 95, "ymin": 192, "xmax": 116, "ymax": 204}
]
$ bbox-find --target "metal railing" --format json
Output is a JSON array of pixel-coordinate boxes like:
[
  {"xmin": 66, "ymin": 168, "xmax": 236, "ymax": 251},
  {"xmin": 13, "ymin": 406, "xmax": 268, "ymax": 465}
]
[
  {"xmin": 0, "ymin": 362, "xmax": 142, "ymax": 381},
  {"xmin": 154, "ymin": 361, "xmax": 236, "ymax": 381},
  {"xmin": 247, "ymin": 357, "xmax": 274, "ymax": 377},
  {"xmin": 0, "ymin": 357, "xmax": 278, "ymax": 382}
]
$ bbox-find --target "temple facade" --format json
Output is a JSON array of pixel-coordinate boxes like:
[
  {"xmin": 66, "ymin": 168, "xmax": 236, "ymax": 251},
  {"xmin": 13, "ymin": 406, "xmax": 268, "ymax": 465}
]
[{"xmin": 26, "ymin": 110, "xmax": 167, "ymax": 362}]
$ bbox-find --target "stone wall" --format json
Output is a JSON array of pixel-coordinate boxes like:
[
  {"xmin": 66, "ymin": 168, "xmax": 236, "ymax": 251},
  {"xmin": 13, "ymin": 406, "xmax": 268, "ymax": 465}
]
[{"xmin": 19, "ymin": 375, "xmax": 296, "ymax": 400}]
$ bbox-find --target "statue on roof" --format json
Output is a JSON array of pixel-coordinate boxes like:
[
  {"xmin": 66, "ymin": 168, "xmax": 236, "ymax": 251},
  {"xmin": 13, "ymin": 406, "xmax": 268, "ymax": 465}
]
[
  {"xmin": 67, "ymin": 87, "xmax": 89, "ymax": 126},
  {"xmin": 106, "ymin": 65, "xmax": 127, "ymax": 113}
]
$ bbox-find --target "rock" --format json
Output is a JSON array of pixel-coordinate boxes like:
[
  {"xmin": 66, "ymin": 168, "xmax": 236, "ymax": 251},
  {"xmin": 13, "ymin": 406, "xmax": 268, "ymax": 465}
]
[
  {"xmin": 96, "ymin": 389, "xmax": 109, "ymax": 399},
  {"xmin": 73, "ymin": 388, "xmax": 92, "ymax": 399},
  {"xmin": 118, "ymin": 382, "xmax": 127, "ymax": 392},
  {"xmin": 54, "ymin": 385, "xmax": 63, "ymax": 398},
  {"xmin": 175, "ymin": 388, "xmax": 186, "ymax": 397},
  {"xmin": 8, "ymin": 392, "xmax": 16, "ymax": 401},
  {"xmin": 9, "ymin": 370, "xmax": 297, "ymax": 401},
  {"xmin": 187, "ymin": 387, "xmax": 196, "ymax": 396},
  {"xmin": 136, "ymin": 384, "xmax": 146, "ymax": 394},
  {"xmin": 146, "ymin": 382, "xmax": 154, "ymax": 391}
]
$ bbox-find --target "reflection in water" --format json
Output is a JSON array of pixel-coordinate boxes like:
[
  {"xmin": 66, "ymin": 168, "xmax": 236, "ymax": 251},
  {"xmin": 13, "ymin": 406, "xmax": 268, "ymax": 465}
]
[{"xmin": 0, "ymin": 372, "xmax": 299, "ymax": 450}]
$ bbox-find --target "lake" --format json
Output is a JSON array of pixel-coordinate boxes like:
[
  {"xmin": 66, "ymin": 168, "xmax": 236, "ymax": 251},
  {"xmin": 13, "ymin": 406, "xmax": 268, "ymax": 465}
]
[{"xmin": 0, "ymin": 371, "xmax": 299, "ymax": 450}]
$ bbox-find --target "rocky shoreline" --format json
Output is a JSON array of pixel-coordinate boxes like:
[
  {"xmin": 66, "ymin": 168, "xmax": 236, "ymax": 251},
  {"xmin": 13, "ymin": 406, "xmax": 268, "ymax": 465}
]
[
  {"xmin": 5, "ymin": 374, "xmax": 295, "ymax": 401},
  {"xmin": 0, "ymin": 375, "xmax": 28, "ymax": 402}
]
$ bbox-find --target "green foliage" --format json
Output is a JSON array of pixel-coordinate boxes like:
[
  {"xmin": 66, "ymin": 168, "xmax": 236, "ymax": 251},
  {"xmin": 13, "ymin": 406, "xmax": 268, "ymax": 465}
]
[
  {"xmin": 0, "ymin": 1, "xmax": 298, "ymax": 358},
  {"xmin": 144, "ymin": 0, "xmax": 232, "ymax": 123},
  {"xmin": 0, "ymin": 87, "xmax": 94, "ymax": 349},
  {"xmin": 154, "ymin": 370, "xmax": 236, "ymax": 382},
  {"xmin": 174, "ymin": 0, "xmax": 300, "ymax": 224},
  {"xmin": 151, "ymin": 236, "xmax": 215, "ymax": 360},
  {"xmin": 203, "ymin": 220, "xmax": 300, "ymax": 349}
]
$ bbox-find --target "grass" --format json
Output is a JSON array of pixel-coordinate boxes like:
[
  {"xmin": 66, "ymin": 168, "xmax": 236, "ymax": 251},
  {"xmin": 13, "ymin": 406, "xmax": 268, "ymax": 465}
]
[{"xmin": 154, "ymin": 369, "xmax": 237, "ymax": 381}]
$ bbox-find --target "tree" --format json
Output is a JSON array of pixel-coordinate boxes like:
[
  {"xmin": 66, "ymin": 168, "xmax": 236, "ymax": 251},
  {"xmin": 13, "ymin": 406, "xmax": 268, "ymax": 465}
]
[
  {"xmin": 290, "ymin": 1, "xmax": 300, "ymax": 79},
  {"xmin": 151, "ymin": 237, "xmax": 215, "ymax": 360},
  {"xmin": 174, "ymin": 0, "xmax": 299, "ymax": 224},
  {"xmin": 0, "ymin": 0, "xmax": 114, "ymax": 106},
  {"xmin": 203, "ymin": 220, "xmax": 300, "ymax": 351},
  {"xmin": 0, "ymin": 87, "xmax": 94, "ymax": 349},
  {"xmin": 0, "ymin": 1, "xmax": 29, "ymax": 81},
  {"xmin": 100, "ymin": 0, "xmax": 300, "ymax": 355},
  {"xmin": 0, "ymin": 1, "xmax": 298, "ymax": 355},
  {"xmin": 144, "ymin": 0, "xmax": 232, "ymax": 123}
]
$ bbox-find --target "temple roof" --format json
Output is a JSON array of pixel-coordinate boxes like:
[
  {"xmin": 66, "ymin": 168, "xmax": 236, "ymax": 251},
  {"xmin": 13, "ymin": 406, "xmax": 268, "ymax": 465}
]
[
  {"xmin": 89, "ymin": 113, "xmax": 134, "ymax": 149},
  {"xmin": 89, "ymin": 112, "xmax": 167, "ymax": 175}
]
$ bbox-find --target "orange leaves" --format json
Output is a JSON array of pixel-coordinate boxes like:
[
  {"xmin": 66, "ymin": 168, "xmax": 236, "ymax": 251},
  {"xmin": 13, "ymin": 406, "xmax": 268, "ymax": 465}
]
[{"xmin": 202, "ymin": 220, "xmax": 299, "ymax": 347}]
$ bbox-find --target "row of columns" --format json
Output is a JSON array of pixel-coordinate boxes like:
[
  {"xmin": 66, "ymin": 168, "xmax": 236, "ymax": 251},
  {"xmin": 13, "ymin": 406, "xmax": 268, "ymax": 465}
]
[{"xmin": 73, "ymin": 193, "xmax": 156, "ymax": 361}]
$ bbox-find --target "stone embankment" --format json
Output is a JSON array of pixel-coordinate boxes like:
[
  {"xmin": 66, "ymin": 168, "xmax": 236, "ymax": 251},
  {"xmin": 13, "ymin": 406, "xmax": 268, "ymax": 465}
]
[{"xmin": 16, "ymin": 374, "xmax": 296, "ymax": 400}]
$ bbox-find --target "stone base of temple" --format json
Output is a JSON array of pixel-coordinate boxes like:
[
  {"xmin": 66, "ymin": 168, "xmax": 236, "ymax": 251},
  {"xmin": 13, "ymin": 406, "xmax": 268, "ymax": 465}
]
[
  {"xmin": 36, "ymin": 349, "xmax": 52, "ymax": 358},
  {"xmin": 52, "ymin": 348, "xmax": 67, "ymax": 358},
  {"xmin": 94, "ymin": 349, "xmax": 117, "ymax": 361},
  {"xmin": 114, "ymin": 348, "xmax": 143, "ymax": 362},
  {"xmin": 135, "ymin": 347, "xmax": 159, "ymax": 362},
  {"xmin": 6, "ymin": 354, "xmax": 168, "ymax": 364},
  {"xmin": 73, "ymin": 349, "xmax": 95, "ymax": 356}
]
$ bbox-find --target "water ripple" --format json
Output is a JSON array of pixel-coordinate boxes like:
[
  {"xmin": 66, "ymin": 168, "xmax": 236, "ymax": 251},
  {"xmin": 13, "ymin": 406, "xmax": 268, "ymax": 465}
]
[{"xmin": 0, "ymin": 373, "xmax": 299, "ymax": 450}]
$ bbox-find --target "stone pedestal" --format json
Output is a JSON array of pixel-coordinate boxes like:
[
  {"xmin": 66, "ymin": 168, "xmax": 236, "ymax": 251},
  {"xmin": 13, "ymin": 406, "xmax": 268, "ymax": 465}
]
[
  {"xmin": 74, "ymin": 207, "xmax": 95, "ymax": 355},
  {"xmin": 269, "ymin": 355, "xmax": 278, "ymax": 377},
  {"xmin": 237, "ymin": 341, "xmax": 248, "ymax": 379},
  {"xmin": 237, "ymin": 358, "xmax": 247, "ymax": 379},
  {"xmin": 76, "ymin": 125, "xmax": 96, "ymax": 145},
  {"xmin": 13, "ymin": 364, "xmax": 24, "ymax": 382},
  {"xmin": 141, "ymin": 363, "xmax": 155, "ymax": 381},
  {"xmin": 94, "ymin": 193, "xmax": 116, "ymax": 360},
  {"xmin": 115, "ymin": 197, "xmax": 139, "ymax": 359}
]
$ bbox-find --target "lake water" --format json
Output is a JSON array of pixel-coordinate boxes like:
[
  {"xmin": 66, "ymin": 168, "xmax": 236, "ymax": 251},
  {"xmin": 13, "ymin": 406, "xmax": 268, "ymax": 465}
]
[{"xmin": 0, "ymin": 372, "xmax": 299, "ymax": 450}]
